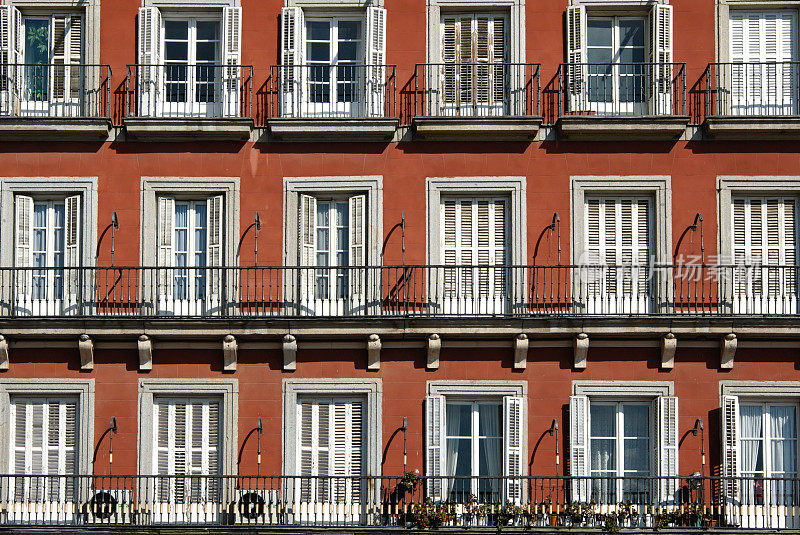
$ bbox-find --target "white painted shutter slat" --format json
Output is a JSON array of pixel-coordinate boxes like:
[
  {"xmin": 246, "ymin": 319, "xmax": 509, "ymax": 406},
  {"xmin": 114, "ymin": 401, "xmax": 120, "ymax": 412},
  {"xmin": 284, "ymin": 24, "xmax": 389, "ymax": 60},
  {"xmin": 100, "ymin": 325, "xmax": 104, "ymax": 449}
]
[
  {"xmin": 52, "ymin": 15, "xmax": 68, "ymax": 100},
  {"xmin": 566, "ymin": 5, "xmax": 587, "ymax": 109},
  {"xmin": 280, "ymin": 6, "xmax": 303, "ymax": 116},
  {"xmin": 442, "ymin": 18, "xmax": 458, "ymax": 105},
  {"xmin": 157, "ymin": 197, "xmax": 175, "ymax": 301},
  {"xmin": 425, "ymin": 395, "xmax": 445, "ymax": 501},
  {"xmin": 206, "ymin": 195, "xmax": 224, "ymax": 303},
  {"xmin": 222, "ymin": 6, "xmax": 241, "ymax": 117},
  {"xmin": 650, "ymin": 4, "xmax": 673, "ymax": 113},
  {"xmin": 68, "ymin": 15, "xmax": 83, "ymax": 101},
  {"xmin": 722, "ymin": 395, "xmax": 739, "ymax": 502},
  {"xmin": 349, "ymin": 194, "xmax": 366, "ymax": 306},
  {"xmin": 503, "ymin": 396, "xmax": 523, "ymax": 504},
  {"xmin": 365, "ymin": 7, "xmax": 386, "ymax": 117},
  {"xmin": 299, "ymin": 194, "xmax": 316, "ymax": 303},
  {"xmin": 15, "ymin": 195, "xmax": 33, "ymax": 301},
  {"xmin": 658, "ymin": 396, "xmax": 679, "ymax": 504},
  {"xmin": 569, "ymin": 395, "xmax": 589, "ymax": 503},
  {"xmin": 492, "ymin": 17, "xmax": 507, "ymax": 107},
  {"xmin": 137, "ymin": 7, "xmax": 161, "ymax": 116},
  {"xmin": 65, "ymin": 195, "xmax": 81, "ymax": 306}
]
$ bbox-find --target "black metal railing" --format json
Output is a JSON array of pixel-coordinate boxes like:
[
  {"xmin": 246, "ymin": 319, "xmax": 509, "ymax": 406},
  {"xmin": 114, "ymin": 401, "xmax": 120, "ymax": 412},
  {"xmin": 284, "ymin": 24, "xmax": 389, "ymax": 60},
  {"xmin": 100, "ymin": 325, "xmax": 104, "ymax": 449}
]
[
  {"xmin": 1, "ymin": 264, "xmax": 799, "ymax": 318},
  {"xmin": 125, "ymin": 64, "xmax": 253, "ymax": 118},
  {"xmin": 558, "ymin": 62, "xmax": 686, "ymax": 117},
  {"xmin": 270, "ymin": 64, "xmax": 396, "ymax": 119},
  {"xmin": 706, "ymin": 62, "xmax": 800, "ymax": 117},
  {"xmin": 413, "ymin": 63, "xmax": 540, "ymax": 118},
  {"xmin": 0, "ymin": 474, "xmax": 798, "ymax": 529},
  {"xmin": 0, "ymin": 64, "xmax": 111, "ymax": 118}
]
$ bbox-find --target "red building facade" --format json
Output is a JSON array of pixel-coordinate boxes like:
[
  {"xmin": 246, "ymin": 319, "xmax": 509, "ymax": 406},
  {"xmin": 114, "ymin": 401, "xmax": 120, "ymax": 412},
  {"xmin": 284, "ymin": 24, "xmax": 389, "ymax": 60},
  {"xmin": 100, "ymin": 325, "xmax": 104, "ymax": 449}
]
[{"xmin": 0, "ymin": 0, "xmax": 797, "ymax": 529}]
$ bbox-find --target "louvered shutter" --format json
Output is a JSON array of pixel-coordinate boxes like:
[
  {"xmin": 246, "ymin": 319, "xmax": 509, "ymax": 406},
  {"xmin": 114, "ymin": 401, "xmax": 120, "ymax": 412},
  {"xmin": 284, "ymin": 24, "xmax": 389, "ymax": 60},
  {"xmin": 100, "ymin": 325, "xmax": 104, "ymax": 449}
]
[
  {"xmin": 365, "ymin": 7, "xmax": 386, "ymax": 117},
  {"xmin": 332, "ymin": 400, "xmax": 363, "ymax": 504},
  {"xmin": 222, "ymin": 6, "xmax": 241, "ymax": 117},
  {"xmin": 425, "ymin": 395, "xmax": 445, "ymax": 501},
  {"xmin": 565, "ymin": 5, "xmax": 587, "ymax": 111},
  {"xmin": 349, "ymin": 194, "xmax": 366, "ymax": 308},
  {"xmin": 503, "ymin": 396, "xmax": 523, "ymax": 504},
  {"xmin": 298, "ymin": 194, "xmax": 316, "ymax": 304},
  {"xmin": 280, "ymin": 6, "xmax": 303, "ymax": 116},
  {"xmin": 569, "ymin": 395, "xmax": 589, "ymax": 502},
  {"xmin": 721, "ymin": 395, "xmax": 740, "ymax": 502},
  {"xmin": 157, "ymin": 197, "xmax": 175, "ymax": 302},
  {"xmin": 650, "ymin": 4, "xmax": 673, "ymax": 114},
  {"xmin": 206, "ymin": 195, "xmax": 224, "ymax": 307},
  {"xmin": 0, "ymin": 5, "xmax": 23, "ymax": 113},
  {"xmin": 64, "ymin": 195, "xmax": 81, "ymax": 308},
  {"xmin": 658, "ymin": 396, "xmax": 679, "ymax": 504},
  {"xmin": 137, "ymin": 7, "xmax": 161, "ymax": 116},
  {"xmin": 15, "ymin": 195, "xmax": 33, "ymax": 301},
  {"xmin": 52, "ymin": 16, "xmax": 68, "ymax": 101},
  {"xmin": 441, "ymin": 18, "xmax": 457, "ymax": 105},
  {"xmin": 67, "ymin": 15, "xmax": 82, "ymax": 102},
  {"xmin": 492, "ymin": 17, "xmax": 507, "ymax": 112}
]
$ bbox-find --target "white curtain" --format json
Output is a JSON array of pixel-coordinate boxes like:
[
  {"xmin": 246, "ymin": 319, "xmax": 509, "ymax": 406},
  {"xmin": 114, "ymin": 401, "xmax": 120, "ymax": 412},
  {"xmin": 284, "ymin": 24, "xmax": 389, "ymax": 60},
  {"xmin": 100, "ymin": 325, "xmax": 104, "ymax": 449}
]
[
  {"xmin": 741, "ymin": 405, "xmax": 764, "ymax": 474},
  {"xmin": 479, "ymin": 405, "xmax": 501, "ymax": 476},
  {"xmin": 770, "ymin": 406, "xmax": 797, "ymax": 474}
]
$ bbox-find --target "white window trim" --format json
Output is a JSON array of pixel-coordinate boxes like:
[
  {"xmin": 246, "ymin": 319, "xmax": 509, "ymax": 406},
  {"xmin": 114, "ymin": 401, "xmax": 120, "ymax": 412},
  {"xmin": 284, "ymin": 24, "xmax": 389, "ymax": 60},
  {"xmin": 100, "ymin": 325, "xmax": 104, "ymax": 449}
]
[
  {"xmin": 0, "ymin": 177, "xmax": 98, "ymax": 267},
  {"xmin": 717, "ymin": 176, "xmax": 800, "ymax": 264},
  {"xmin": 9, "ymin": 0, "xmax": 99, "ymax": 65},
  {"xmin": 283, "ymin": 176, "xmax": 383, "ymax": 267},
  {"xmin": 140, "ymin": 177, "xmax": 239, "ymax": 266},
  {"xmin": 284, "ymin": 0, "xmax": 384, "ymax": 8},
  {"xmin": 716, "ymin": 0, "xmax": 800, "ymax": 63},
  {"xmin": 283, "ymin": 378, "xmax": 382, "ymax": 477},
  {"xmin": 137, "ymin": 378, "xmax": 238, "ymax": 476},
  {"xmin": 721, "ymin": 380, "xmax": 800, "ymax": 398},
  {"xmin": 569, "ymin": 0, "xmax": 670, "ymax": 13},
  {"xmin": 0, "ymin": 378, "xmax": 94, "ymax": 475},
  {"xmin": 142, "ymin": 0, "xmax": 239, "ymax": 8},
  {"xmin": 570, "ymin": 176, "xmax": 672, "ymax": 265},
  {"xmin": 426, "ymin": 0, "xmax": 524, "ymax": 64},
  {"xmin": 426, "ymin": 177, "xmax": 526, "ymax": 266},
  {"xmin": 573, "ymin": 380, "xmax": 673, "ymax": 397}
]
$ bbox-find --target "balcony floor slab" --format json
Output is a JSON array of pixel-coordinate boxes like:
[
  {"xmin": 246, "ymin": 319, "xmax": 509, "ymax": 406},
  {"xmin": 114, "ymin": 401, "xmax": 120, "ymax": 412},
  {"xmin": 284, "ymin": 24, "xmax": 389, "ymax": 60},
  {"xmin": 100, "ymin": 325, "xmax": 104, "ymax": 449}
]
[
  {"xmin": 123, "ymin": 117, "xmax": 253, "ymax": 142},
  {"xmin": 556, "ymin": 115, "xmax": 689, "ymax": 141},
  {"xmin": 0, "ymin": 116, "xmax": 111, "ymax": 141},
  {"xmin": 412, "ymin": 116, "xmax": 542, "ymax": 141},
  {"xmin": 703, "ymin": 115, "xmax": 800, "ymax": 139},
  {"xmin": 267, "ymin": 117, "xmax": 399, "ymax": 142}
]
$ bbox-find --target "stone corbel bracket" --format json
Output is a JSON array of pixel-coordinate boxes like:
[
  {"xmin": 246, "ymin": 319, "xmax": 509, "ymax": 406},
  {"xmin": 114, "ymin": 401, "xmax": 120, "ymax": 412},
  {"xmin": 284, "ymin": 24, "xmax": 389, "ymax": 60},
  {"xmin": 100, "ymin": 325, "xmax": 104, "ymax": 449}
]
[
  {"xmin": 223, "ymin": 335, "xmax": 237, "ymax": 372},
  {"xmin": 138, "ymin": 334, "xmax": 153, "ymax": 371},
  {"xmin": 514, "ymin": 334, "xmax": 529, "ymax": 369},
  {"xmin": 661, "ymin": 332, "xmax": 677, "ymax": 369},
  {"xmin": 283, "ymin": 334, "xmax": 297, "ymax": 371},
  {"xmin": 721, "ymin": 333, "xmax": 737, "ymax": 369},
  {"xmin": 574, "ymin": 333, "xmax": 589, "ymax": 369},
  {"xmin": 0, "ymin": 335, "xmax": 8, "ymax": 371},
  {"xmin": 427, "ymin": 334, "xmax": 441, "ymax": 370},
  {"xmin": 78, "ymin": 334, "xmax": 93, "ymax": 371},
  {"xmin": 367, "ymin": 334, "xmax": 381, "ymax": 371}
]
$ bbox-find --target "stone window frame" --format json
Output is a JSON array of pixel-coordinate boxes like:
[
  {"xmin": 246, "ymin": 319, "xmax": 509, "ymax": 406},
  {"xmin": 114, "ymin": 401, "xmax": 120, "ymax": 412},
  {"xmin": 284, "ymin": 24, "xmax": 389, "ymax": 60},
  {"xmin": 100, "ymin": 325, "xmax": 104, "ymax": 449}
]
[
  {"xmin": 137, "ymin": 378, "xmax": 238, "ymax": 476},
  {"xmin": 0, "ymin": 378, "xmax": 95, "ymax": 474},
  {"xmin": 570, "ymin": 176, "xmax": 673, "ymax": 265},
  {"xmin": 282, "ymin": 378, "xmax": 382, "ymax": 477},
  {"xmin": 573, "ymin": 380, "xmax": 674, "ymax": 398},
  {"xmin": 721, "ymin": 380, "xmax": 800, "ymax": 399},
  {"xmin": 140, "ymin": 177, "xmax": 240, "ymax": 266},
  {"xmin": 717, "ymin": 176, "xmax": 800, "ymax": 263},
  {"xmin": 0, "ymin": 177, "xmax": 99, "ymax": 268},
  {"xmin": 715, "ymin": 0, "xmax": 800, "ymax": 63},
  {"xmin": 426, "ymin": 0, "xmax": 525, "ymax": 65},
  {"xmin": 284, "ymin": 0, "xmax": 384, "ymax": 7},
  {"xmin": 142, "ymin": 0, "xmax": 239, "ymax": 8},
  {"xmin": 283, "ymin": 176, "xmax": 383, "ymax": 267},
  {"xmin": 426, "ymin": 176, "xmax": 527, "ymax": 266},
  {"xmin": 8, "ymin": 0, "xmax": 101, "ymax": 66}
]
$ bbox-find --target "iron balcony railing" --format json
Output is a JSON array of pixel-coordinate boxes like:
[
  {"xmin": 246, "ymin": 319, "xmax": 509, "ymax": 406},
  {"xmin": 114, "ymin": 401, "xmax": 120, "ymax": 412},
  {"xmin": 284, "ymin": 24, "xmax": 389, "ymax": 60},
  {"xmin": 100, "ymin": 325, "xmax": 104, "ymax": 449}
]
[
  {"xmin": 0, "ymin": 63, "xmax": 111, "ymax": 118},
  {"xmin": 0, "ymin": 474, "xmax": 797, "ymax": 529},
  {"xmin": 413, "ymin": 63, "xmax": 540, "ymax": 118},
  {"xmin": 706, "ymin": 62, "xmax": 800, "ymax": 118},
  {"xmin": 270, "ymin": 64, "xmax": 397, "ymax": 119},
  {"xmin": 558, "ymin": 62, "xmax": 687, "ymax": 117},
  {"xmin": 1, "ymin": 264, "xmax": 800, "ymax": 318},
  {"xmin": 125, "ymin": 64, "xmax": 253, "ymax": 119}
]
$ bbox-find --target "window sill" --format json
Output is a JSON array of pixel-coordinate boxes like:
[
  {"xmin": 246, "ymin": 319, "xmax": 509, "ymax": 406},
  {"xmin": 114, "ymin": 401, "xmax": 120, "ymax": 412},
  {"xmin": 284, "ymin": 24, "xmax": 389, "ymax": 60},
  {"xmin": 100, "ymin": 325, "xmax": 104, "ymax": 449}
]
[
  {"xmin": 412, "ymin": 116, "xmax": 542, "ymax": 141},
  {"xmin": 267, "ymin": 117, "xmax": 398, "ymax": 142},
  {"xmin": 703, "ymin": 115, "xmax": 800, "ymax": 140},
  {"xmin": 0, "ymin": 117, "xmax": 111, "ymax": 141},
  {"xmin": 123, "ymin": 117, "xmax": 253, "ymax": 142},
  {"xmin": 556, "ymin": 115, "xmax": 689, "ymax": 141}
]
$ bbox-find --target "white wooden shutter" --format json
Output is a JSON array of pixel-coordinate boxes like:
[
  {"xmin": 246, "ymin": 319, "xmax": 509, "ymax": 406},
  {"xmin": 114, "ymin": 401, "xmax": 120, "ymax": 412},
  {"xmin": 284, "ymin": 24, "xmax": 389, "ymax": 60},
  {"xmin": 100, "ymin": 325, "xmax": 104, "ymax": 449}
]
[
  {"xmin": 503, "ymin": 396, "xmax": 523, "ymax": 504},
  {"xmin": 64, "ymin": 195, "xmax": 81, "ymax": 305},
  {"xmin": 425, "ymin": 395, "xmax": 445, "ymax": 501},
  {"xmin": 349, "ymin": 194, "xmax": 366, "ymax": 307},
  {"xmin": 67, "ymin": 15, "xmax": 82, "ymax": 101},
  {"xmin": 365, "ymin": 7, "xmax": 386, "ymax": 116},
  {"xmin": 222, "ymin": 6, "xmax": 241, "ymax": 117},
  {"xmin": 565, "ymin": 5, "xmax": 587, "ymax": 109},
  {"xmin": 650, "ymin": 4, "xmax": 673, "ymax": 113},
  {"xmin": 0, "ymin": 5, "xmax": 22, "ymax": 112},
  {"xmin": 280, "ymin": 6, "xmax": 303, "ymax": 116},
  {"xmin": 15, "ymin": 195, "xmax": 33, "ymax": 300},
  {"xmin": 52, "ymin": 15, "xmax": 68, "ymax": 100},
  {"xmin": 206, "ymin": 195, "xmax": 224, "ymax": 305},
  {"xmin": 298, "ymin": 194, "xmax": 316, "ymax": 303},
  {"xmin": 441, "ymin": 18, "xmax": 457, "ymax": 105},
  {"xmin": 721, "ymin": 395, "xmax": 740, "ymax": 501},
  {"xmin": 569, "ymin": 395, "xmax": 589, "ymax": 502},
  {"xmin": 332, "ymin": 400, "xmax": 363, "ymax": 503},
  {"xmin": 658, "ymin": 396, "xmax": 679, "ymax": 504},
  {"xmin": 157, "ymin": 196, "xmax": 175, "ymax": 300},
  {"xmin": 137, "ymin": 7, "xmax": 161, "ymax": 116}
]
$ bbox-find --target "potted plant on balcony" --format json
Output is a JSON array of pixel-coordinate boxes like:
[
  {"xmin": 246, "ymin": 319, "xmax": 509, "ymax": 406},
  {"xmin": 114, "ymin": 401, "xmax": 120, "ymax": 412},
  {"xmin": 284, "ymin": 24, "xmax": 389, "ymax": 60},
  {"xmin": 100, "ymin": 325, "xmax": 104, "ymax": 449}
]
[
  {"xmin": 463, "ymin": 494, "xmax": 487, "ymax": 526},
  {"xmin": 496, "ymin": 503, "xmax": 524, "ymax": 529},
  {"xmin": 397, "ymin": 470, "xmax": 420, "ymax": 496},
  {"xmin": 409, "ymin": 499, "xmax": 451, "ymax": 529}
]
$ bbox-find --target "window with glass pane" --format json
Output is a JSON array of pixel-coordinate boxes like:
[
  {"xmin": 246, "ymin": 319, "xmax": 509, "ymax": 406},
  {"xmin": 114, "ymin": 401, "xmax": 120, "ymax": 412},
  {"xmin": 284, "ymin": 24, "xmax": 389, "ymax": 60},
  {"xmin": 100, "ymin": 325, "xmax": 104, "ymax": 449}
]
[
  {"xmin": 24, "ymin": 19, "xmax": 49, "ymax": 101},
  {"xmin": 164, "ymin": 18, "xmax": 220, "ymax": 108},
  {"xmin": 31, "ymin": 202, "xmax": 65, "ymax": 301},
  {"xmin": 315, "ymin": 200, "xmax": 349, "ymax": 300},
  {"xmin": 587, "ymin": 17, "xmax": 646, "ymax": 109},
  {"xmin": 740, "ymin": 403, "xmax": 798, "ymax": 507},
  {"xmin": 445, "ymin": 401, "xmax": 502, "ymax": 502},
  {"xmin": 20, "ymin": 15, "xmax": 83, "ymax": 106},
  {"xmin": 589, "ymin": 402, "xmax": 651, "ymax": 505},
  {"xmin": 174, "ymin": 201, "xmax": 207, "ymax": 301},
  {"xmin": 305, "ymin": 19, "xmax": 362, "ymax": 110}
]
